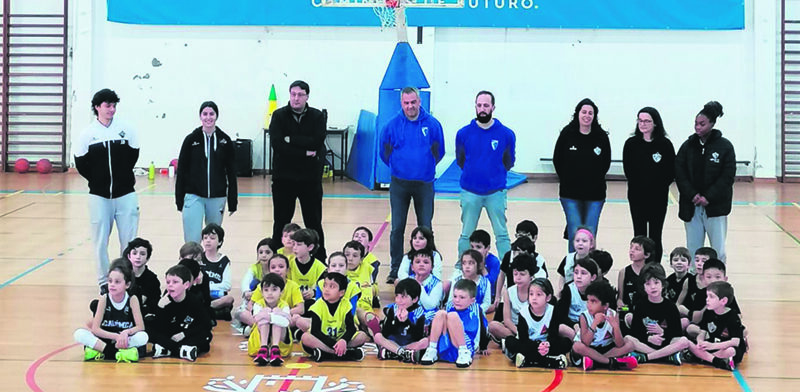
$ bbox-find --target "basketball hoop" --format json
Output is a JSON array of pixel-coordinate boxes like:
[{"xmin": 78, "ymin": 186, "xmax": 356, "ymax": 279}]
[{"xmin": 373, "ymin": 0, "xmax": 400, "ymax": 29}]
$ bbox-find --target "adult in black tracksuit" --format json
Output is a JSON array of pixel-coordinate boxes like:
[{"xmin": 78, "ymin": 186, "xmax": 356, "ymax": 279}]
[
  {"xmin": 622, "ymin": 107, "xmax": 675, "ymax": 259},
  {"xmin": 553, "ymin": 98, "xmax": 611, "ymax": 252},
  {"xmin": 675, "ymin": 101, "xmax": 735, "ymax": 262},
  {"xmin": 268, "ymin": 80, "xmax": 328, "ymax": 260},
  {"xmin": 175, "ymin": 101, "xmax": 238, "ymax": 244},
  {"xmin": 75, "ymin": 89, "xmax": 140, "ymax": 293}
]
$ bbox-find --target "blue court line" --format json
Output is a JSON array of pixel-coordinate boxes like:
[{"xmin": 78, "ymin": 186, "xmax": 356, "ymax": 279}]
[
  {"xmin": 733, "ymin": 369, "xmax": 753, "ymax": 392},
  {"xmin": 0, "ymin": 258, "xmax": 55, "ymax": 290}
]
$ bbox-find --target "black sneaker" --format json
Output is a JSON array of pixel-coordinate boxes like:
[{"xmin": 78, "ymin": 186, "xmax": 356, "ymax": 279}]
[
  {"xmin": 372, "ymin": 296, "xmax": 381, "ymax": 309},
  {"xmin": 386, "ymin": 276, "xmax": 397, "ymax": 285},
  {"xmin": 569, "ymin": 350, "xmax": 582, "ymax": 367},
  {"xmin": 344, "ymin": 348, "xmax": 365, "ymax": 362},
  {"xmin": 401, "ymin": 349, "xmax": 422, "ymax": 364},
  {"xmin": 310, "ymin": 348, "xmax": 324, "ymax": 363},
  {"xmin": 712, "ymin": 357, "xmax": 734, "ymax": 371},
  {"xmin": 293, "ymin": 328, "xmax": 304, "ymax": 343},
  {"xmin": 378, "ymin": 347, "xmax": 399, "ymax": 360}
]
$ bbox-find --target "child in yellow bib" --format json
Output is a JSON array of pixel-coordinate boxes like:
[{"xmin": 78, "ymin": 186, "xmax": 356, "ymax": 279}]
[{"xmin": 242, "ymin": 273, "xmax": 291, "ymax": 366}]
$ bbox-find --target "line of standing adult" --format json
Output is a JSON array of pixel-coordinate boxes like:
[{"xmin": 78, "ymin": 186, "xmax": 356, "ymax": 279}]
[
  {"xmin": 553, "ymin": 98, "xmax": 611, "ymax": 252},
  {"xmin": 675, "ymin": 101, "xmax": 735, "ymax": 262},
  {"xmin": 456, "ymin": 90, "xmax": 516, "ymax": 260},
  {"xmin": 622, "ymin": 107, "xmax": 675, "ymax": 259},
  {"xmin": 379, "ymin": 87, "xmax": 445, "ymax": 284},
  {"xmin": 175, "ymin": 101, "xmax": 238, "ymax": 244},
  {"xmin": 268, "ymin": 80, "xmax": 328, "ymax": 261},
  {"xmin": 74, "ymin": 88, "xmax": 140, "ymax": 294}
]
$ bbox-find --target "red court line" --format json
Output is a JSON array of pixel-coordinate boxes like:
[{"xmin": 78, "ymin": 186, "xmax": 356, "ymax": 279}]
[
  {"xmin": 540, "ymin": 369, "xmax": 564, "ymax": 392},
  {"xmin": 26, "ymin": 343, "xmax": 79, "ymax": 392},
  {"xmin": 278, "ymin": 357, "xmax": 307, "ymax": 392}
]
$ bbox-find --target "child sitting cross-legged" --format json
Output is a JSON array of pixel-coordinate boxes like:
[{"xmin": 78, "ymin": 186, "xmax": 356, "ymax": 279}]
[
  {"xmin": 372, "ymin": 278, "xmax": 429, "ymax": 364},
  {"xmin": 301, "ymin": 272, "xmax": 368, "ymax": 362},
  {"xmin": 571, "ymin": 280, "xmax": 638, "ymax": 371},
  {"xmin": 420, "ymin": 279, "xmax": 488, "ymax": 368},
  {"xmin": 505, "ymin": 278, "xmax": 571, "ymax": 369},
  {"xmin": 241, "ymin": 273, "xmax": 291, "ymax": 367},
  {"xmin": 624, "ymin": 263, "xmax": 691, "ymax": 366},
  {"xmin": 686, "ymin": 281, "xmax": 746, "ymax": 371}
]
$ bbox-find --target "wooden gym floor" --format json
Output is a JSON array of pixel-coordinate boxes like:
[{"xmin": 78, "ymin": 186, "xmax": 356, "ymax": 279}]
[{"xmin": 1, "ymin": 172, "xmax": 798, "ymax": 391}]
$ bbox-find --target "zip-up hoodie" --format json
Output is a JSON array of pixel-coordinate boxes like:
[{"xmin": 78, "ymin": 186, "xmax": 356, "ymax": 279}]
[
  {"xmin": 175, "ymin": 126, "xmax": 238, "ymax": 212},
  {"xmin": 74, "ymin": 118, "xmax": 139, "ymax": 199},
  {"xmin": 456, "ymin": 118, "xmax": 516, "ymax": 195},
  {"xmin": 379, "ymin": 107, "xmax": 445, "ymax": 182}
]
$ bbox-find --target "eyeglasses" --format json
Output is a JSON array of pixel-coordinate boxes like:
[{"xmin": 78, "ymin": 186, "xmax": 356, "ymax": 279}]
[
  {"xmin": 637, "ymin": 119, "xmax": 653, "ymax": 124},
  {"xmin": 290, "ymin": 92, "xmax": 308, "ymax": 98}
]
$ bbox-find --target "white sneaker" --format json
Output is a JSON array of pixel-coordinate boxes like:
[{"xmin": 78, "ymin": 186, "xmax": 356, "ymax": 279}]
[
  {"xmin": 455, "ymin": 347, "xmax": 472, "ymax": 368},
  {"xmin": 152, "ymin": 344, "xmax": 171, "ymax": 359},
  {"xmin": 179, "ymin": 345, "xmax": 198, "ymax": 362},
  {"xmin": 243, "ymin": 325, "xmax": 253, "ymax": 337},
  {"xmin": 420, "ymin": 348, "xmax": 438, "ymax": 365}
]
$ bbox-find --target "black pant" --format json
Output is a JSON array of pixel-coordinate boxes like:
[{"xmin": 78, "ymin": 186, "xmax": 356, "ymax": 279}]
[
  {"xmin": 628, "ymin": 196, "xmax": 668, "ymax": 258},
  {"xmin": 270, "ymin": 178, "xmax": 326, "ymax": 260},
  {"xmin": 150, "ymin": 331, "xmax": 211, "ymax": 355}
]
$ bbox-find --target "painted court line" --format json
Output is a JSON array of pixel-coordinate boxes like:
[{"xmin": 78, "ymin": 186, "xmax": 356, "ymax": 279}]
[
  {"xmin": 0, "ymin": 258, "xmax": 55, "ymax": 290},
  {"xmin": 764, "ymin": 214, "xmax": 800, "ymax": 246},
  {"xmin": 541, "ymin": 369, "xmax": 563, "ymax": 392},
  {"xmin": 733, "ymin": 369, "xmax": 753, "ymax": 392},
  {"xmin": 26, "ymin": 343, "xmax": 79, "ymax": 392},
  {"xmin": 278, "ymin": 357, "xmax": 307, "ymax": 392}
]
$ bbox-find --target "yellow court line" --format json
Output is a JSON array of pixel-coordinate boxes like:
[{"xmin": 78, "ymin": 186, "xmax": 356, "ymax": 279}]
[
  {"xmin": 137, "ymin": 183, "xmax": 157, "ymax": 193},
  {"xmin": 1, "ymin": 190, "xmax": 23, "ymax": 199},
  {"xmin": 793, "ymin": 202, "xmax": 800, "ymax": 211}
]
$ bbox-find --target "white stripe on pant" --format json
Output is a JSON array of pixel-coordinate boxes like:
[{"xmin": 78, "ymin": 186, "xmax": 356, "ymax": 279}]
[{"xmin": 89, "ymin": 192, "xmax": 139, "ymax": 286}]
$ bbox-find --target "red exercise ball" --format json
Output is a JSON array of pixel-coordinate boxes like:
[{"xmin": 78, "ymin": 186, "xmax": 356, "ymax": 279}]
[
  {"xmin": 36, "ymin": 159, "xmax": 53, "ymax": 174},
  {"xmin": 14, "ymin": 158, "xmax": 29, "ymax": 173}
]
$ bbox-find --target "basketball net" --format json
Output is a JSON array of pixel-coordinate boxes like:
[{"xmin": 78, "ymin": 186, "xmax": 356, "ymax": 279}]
[{"xmin": 373, "ymin": 0, "xmax": 408, "ymax": 42}]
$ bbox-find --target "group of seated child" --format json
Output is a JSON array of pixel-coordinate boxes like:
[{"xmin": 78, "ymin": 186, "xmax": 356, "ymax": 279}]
[{"xmin": 73, "ymin": 218, "xmax": 746, "ymax": 374}]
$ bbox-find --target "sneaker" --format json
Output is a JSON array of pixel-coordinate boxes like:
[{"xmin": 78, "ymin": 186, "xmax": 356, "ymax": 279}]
[
  {"xmin": 115, "ymin": 347, "xmax": 139, "ymax": 363},
  {"xmin": 386, "ymin": 276, "xmax": 396, "ymax": 285},
  {"xmin": 612, "ymin": 355, "xmax": 639, "ymax": 370},
  {"xmin": 292, "ymin": 328, "xmax": 304, "ymax": 343},
  {"xmin": 309, "ymin": 348, "xmax": 324, "ymax": 363},
  {"xmin": 401, "ymin": 349, "xmax": 422, "ymax": 364},
  {"xmin": 500, "ymin": 339, "xmax": 514, "ymax": 360},
  {"xmin": 269, "ymin": 347, "xmax": 284, "ymax": 367},
  {"xmin": 372, "ymin": 296, "xmax": 381, "ymax": 309},
  {"xmin": 455, "ymin": 347, "xmax": 472, "ymax": 368},
  {"xmin": 420, "ymin": 348, "xmax": 438, "ymax": 365},
  {"xmin": 344, "ymin": 348, "xmax": 365, "ymax": 362},
  {"xmin": 378, "ymin": 347, "xmax": 399, "ymax": 361},
  {"xmin": 551, "ymin": 354, "xmax": 568, "ymax": 370},
  {"xmin": 712, "ymin": 357, "xmax": 735, "ymax": 371},
  {"xmin": 179, "ymin": 345, "xmax": 198, "ymax": 362},
  {"xmin": 666, "ymin": 352, "xmax": 682, "ymax": 366},
  {"xmin": 152, "ymin": 344, "xmax": 171, "ymax": 359},
  {"xmin": 253, "ymin": 347, "xmax": 269, "ymax": 366},
  {"xmin": 243, "ymin": 325, "xmax": 253, "ymax": 337},
  {"xmin": 680, "ymin": 349, "xmax": 696, "ymax": 364},
  {"xmin": 630, "ymin": 351, "xmax": 647, "ymax": 364},
  {"xmin": 489, "ymin": 334, "xmax": 502, "ymax": 346},
  {"xmin": 570, "ymin": 351, "xmax": 583, "ymax": 367},
  {"xmin": 84, "ymin": 347, "xmax": 104, "ymax": 361},
  {"xmin": 582, "ymin": 356, "xmax": 594, "ymax": 371},
  {"xmin": 515, "ymin": 353, "xmax": 526, "ymax": 368}
]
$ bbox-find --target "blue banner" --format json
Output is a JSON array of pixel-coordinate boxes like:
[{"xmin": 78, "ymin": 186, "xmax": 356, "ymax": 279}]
[{"xmin": 107, "ymin": 0, "xmax": 744, "ymax": 30}]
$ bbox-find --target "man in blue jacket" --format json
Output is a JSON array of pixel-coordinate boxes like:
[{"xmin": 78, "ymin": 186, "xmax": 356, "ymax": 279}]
[
  {"xmin": 455, "ymin": 91, "xmax": 516, "ymax": 260},
  {"xmin": 380, "ymin": 87, "xmax": 445, "ymax": 284}
]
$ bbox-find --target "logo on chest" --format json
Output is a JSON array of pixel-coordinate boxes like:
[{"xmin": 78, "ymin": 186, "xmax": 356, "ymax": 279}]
[
  {"xmin": 710, "ymin": 152, "xmax": 720, "ymax": 163},
  {"xmin": 652, "ymin": 152, "xmax": 662, "ymax": 163},
  {"xmin": 421, "ymin": 127, "xmax": 428, "ymax": 137},
  {"xmin": 593, "ymin": 147, "xmax": 602, "ymax": 156},
  {"xmin": 491, "ymin": 140, "xmax": 499, "ymax": 151}
]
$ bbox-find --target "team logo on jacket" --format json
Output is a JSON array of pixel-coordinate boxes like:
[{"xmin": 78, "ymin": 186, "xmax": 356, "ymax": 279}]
[
  {"xmin": 192, "ymin": 141, "xmax": 200, "ymax": 146},
  {"xmin": 220, "ymin": 139, "xmax": 227, "ymax": 144},
  {"xmin": 118, "ymin": 130, "xmax": 126, "ymax": 138},
  {"xmin": 569, "ymin": 145, "xmax": 577, "ymax": 151},
  {"xmin": 707, "ymin": 321, "xmax": 717, "ymax": 333},
  {"xmin": 710, "ymin": 152, "xmax": 720, "ymax": 163},
  {"xmin": 421, "ymin": 127, "xmax": 428, "ymax": 137},
  {"xmin": 653, "ymin": 152, "xmax": 662, "ymax": 163},
  {"xmin": 491, "ymin": 140, "xmax": 499, "ymax": 151},
  {"xmin": 593, "ymin": 147, "xmax": 602, "ymax": 155}
]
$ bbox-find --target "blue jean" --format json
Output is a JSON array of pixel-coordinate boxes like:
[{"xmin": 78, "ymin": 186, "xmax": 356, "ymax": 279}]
[
  {"xmin": 685, "ymin": 205, "xmax": 728, "ymax": 263},
  {"xmin": 182, "ymin": 193, "xmax": 226, "ymax": 244},
  {"xmin": 389, "ymin": 176, "xmax": 434, "ymax": 277},
  {"xmin": 560, "ymin": 197, "xmax": 604, "ymax": 252},
  {"xmin": 458, "ymin": 189, "xmax": 510, "ymax": 260}
]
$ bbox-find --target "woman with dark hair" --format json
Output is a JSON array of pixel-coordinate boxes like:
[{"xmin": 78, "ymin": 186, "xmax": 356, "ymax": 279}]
[
  {"xmin": 622, "ymin": 107, "xmax": 675, "ymax": 259},
  {"xmin": 674, "ymin": 101, "xmax": 735, "ymax": 262},
  {"xmin": 175, "ymin": 101, "xmax": 238, "ymax": 243},
  {"xmin": 552, "ymin": 98, "xmax": 611, "ymax": 252}
]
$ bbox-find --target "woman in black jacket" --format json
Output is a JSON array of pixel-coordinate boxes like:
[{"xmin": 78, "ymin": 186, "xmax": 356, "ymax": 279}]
[
  {"xmin": 622, "ymin": 107, "xmax": 675, "ymax": 259},
  {"xmin": 553, "ymin": 98, "xmax": 611, "ymax": 252},
  {"xmin": 674, "ymin": 101, "xmax": 735, "ymax": 262},
  {"xmin": 175, "ymin": 101, "xmax": 238, "ymax": 243}
]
